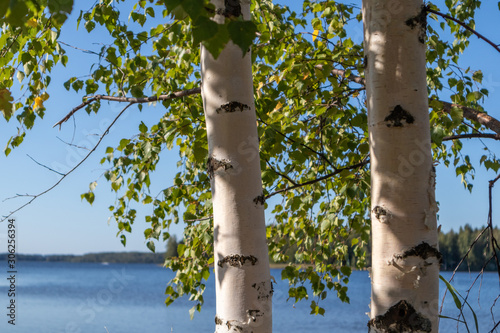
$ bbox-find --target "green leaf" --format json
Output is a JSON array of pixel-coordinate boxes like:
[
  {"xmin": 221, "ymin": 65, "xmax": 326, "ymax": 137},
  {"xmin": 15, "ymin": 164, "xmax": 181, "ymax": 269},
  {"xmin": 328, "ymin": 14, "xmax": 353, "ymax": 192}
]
[
  {"xmin": 81, "ymin": 191, "xmax": 95, "ymax": 205},
  {"xmin": 0, "ymin": 1, "xmax": 8, "ymax": 18},
  {"xmin": 0, "ymin": 89, "xmax": 14, "ymax": 121},
  {"xmin": 450, "ymin": 106, "xmax": 463, "ymax": 126},
  {"xmin": 202, "ymin": 24, "xmax": 230, "ymax": 59},
  {"xmin": 120, "ymin": 234, "xmax": 126, "ymax": 246},
  {"xmin": 181, "ymin": 0, "xmax": 203, "ymax": 21},
  {"xmin": 131, "ymin": 86, "xmax": 144, "ymax": 98},
  {"xmin": 5, "ymin": 0, "xmax": 29, "ymax": 27},
  {"xmin": 439, "ymin": 275, "xmax": 462, "ymax": 310},
  {"xmin": 227, "ymin": 20, "xmax": 257, "ymax": 55},
  {"xmin": 431, "ymin": 125, "xmax": 447, "ymax": 145},
  {"xmin": 145, "ymin": 7, "xmax": 155, "ymax": 17},
  {"xmin": 193, "ymin": 16, "xmax": 218, "ymax": 45},
  {"xmin": 147, "ymin": 240, "xmax": 155, "ymax": 252},
  {"xmin": 439, "ymin": 275, "xmax": 479, "ymax": 332}
]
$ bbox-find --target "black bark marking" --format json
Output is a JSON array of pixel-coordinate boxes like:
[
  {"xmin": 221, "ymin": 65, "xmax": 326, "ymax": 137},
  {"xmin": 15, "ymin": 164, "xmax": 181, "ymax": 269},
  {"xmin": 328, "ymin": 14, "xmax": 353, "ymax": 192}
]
[
  {"xmin": 207, "ymin": 156, "xmax": 233, "ymax": 179},
  {"xmin": 247, "ymin": 309, "xmax": 263, "ymax": 322},
  {"xmin": 373, "ymin": 206, "xmax": 387, "ymax": 220},
  {"xmin": 218, "ymin": 254, "xmax": 258, "ymax": 268},
  {"xmin": 394, "ymin": 242, "xmax": 443, "ymax": 265},
  {"xmin": 216, "ymin": 0, "xmax": 242, "ymax": 18},
  {"xmin": 215, "ymin": 315, "xmax": 243, "ymax": 332},
  {"xmin": 368, "ymin": 300, "xmax": 432, "ymax": 332},
  {"xmin": 216, "ymin": 101, "xmax": 250, "ymax": 113},
  {"xmin": 253, "ymin": 194, "xmax": 266, "ymax": 205},
  {"xmin": 384, "ymin": 105, "xmax": 415, "ymax": 127},
  {"xmin": 405, "ymin": 6, "xmax": 427, "ymax": 44},
  {"xmin": 252, "ymin": 281, "xmax": 273, "ymax": 301}
]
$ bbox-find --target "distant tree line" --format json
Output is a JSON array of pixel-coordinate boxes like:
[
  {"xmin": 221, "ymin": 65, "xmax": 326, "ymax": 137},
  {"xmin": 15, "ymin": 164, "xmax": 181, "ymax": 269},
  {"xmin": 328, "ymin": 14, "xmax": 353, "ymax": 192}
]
[
  {"xmin": 0, "ymin": 251, "xmax": 167, "ymax": 263},
  {"xmin": 2, "ymin": 225, "xmax": 497, "ymax": 270},
  {"xmin": 0, "ymin": 236, "xmax": 184, "ymax": 264},
  {"xmin": 438, "ymin": 224, "xmax": 500, "ymax": 271}
]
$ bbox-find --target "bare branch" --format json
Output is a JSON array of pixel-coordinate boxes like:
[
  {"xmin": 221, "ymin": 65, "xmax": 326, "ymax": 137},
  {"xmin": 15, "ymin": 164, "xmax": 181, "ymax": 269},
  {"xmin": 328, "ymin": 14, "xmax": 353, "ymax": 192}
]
[
  {"xmin": 53, "ymin": 88, "xmax": 201, "ymax": 129},
  {"xmin": 443, "ymin": 133, "xmax": 500, "ymax": 141},
  {"xmin": 56, "ymin": 136, "xmax": 91, "ymax": 150},
  {"xmin": 425, "ymin": 7, "xmax": 500, "ymax": 54},
  {"xmin": 1, "ymin": 103, "xmax": 134, "ymax": 222},
  {"xmin": 265, "ymin": 159, "xmax": 368, "ymax": 200}
]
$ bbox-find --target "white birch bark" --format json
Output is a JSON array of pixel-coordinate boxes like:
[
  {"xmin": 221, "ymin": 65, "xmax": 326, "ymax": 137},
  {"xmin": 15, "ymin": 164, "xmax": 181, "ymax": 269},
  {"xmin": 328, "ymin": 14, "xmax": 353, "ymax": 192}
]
[
  {"xmin": 362, "ymin": 1, "xmax": 440, "ymax": 332},
  {"xmin": 201, "ymin": 1, "xmax": 272, "ymax": 332}
]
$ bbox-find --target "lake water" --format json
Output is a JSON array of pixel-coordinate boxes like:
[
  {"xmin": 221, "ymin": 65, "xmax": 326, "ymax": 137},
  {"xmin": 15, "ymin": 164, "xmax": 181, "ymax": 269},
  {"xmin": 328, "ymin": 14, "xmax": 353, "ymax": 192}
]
[{"xmin": 0, "ymin": 262, "xmax": 498, "ymax": 332}]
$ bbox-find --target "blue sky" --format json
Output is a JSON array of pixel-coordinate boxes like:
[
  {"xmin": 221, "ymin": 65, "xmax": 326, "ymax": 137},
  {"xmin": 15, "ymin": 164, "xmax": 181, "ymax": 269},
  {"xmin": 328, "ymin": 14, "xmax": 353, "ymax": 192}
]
[{"xmin": 0, "ymin": 1, "xmax": 499, "ymax": 255}]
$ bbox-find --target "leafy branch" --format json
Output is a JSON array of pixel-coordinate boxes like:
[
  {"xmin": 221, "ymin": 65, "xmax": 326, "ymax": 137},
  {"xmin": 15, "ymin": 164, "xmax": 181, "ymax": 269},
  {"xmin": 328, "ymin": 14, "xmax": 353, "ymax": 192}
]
[
  {"xmin": 425, "ymin": 7, "xmax": 500, "ymax": 54},
  {"xmin": 326, "ymin": 66, "xmax": 500, "ymax": 136},
  {"xmin": 53, "ymin": 88, "xmax": 201, "ymax": 128}
]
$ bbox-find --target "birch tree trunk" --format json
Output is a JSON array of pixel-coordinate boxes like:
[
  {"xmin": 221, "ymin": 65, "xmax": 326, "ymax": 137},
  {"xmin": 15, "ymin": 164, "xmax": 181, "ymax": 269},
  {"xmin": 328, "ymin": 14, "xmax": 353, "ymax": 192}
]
[
  {"xmin": 362, "ymin": 1, "xmax": 441, "ymax": 332},
  {"xmin": 201, "ymin": 1, "xmax": 272, "ymax": 332}
]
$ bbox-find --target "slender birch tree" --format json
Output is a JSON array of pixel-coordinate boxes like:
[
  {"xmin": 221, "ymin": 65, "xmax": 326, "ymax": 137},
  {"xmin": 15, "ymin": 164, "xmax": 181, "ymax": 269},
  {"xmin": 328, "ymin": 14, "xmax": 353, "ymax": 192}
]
[
  {"xmin": 363, "ymin": 1, "xmax": 441, "ymax": 331},
  {"xmin": 201, "ymin": 1, "xmax": 272, "ymax": 332}
]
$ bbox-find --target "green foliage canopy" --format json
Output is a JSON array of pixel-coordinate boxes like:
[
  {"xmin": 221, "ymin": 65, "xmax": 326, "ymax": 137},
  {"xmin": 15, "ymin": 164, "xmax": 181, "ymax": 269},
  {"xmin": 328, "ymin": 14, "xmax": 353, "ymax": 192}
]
[{"xmin": 1, "ymin": 0, "xmax": 499, "ymax": 317}]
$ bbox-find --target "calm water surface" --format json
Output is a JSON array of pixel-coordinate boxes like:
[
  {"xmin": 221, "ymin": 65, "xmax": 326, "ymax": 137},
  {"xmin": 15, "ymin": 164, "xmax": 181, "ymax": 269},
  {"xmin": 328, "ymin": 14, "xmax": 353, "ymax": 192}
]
[{"xmin": 0, "ymin": 261, "xmax": 498, "ymax": 332}]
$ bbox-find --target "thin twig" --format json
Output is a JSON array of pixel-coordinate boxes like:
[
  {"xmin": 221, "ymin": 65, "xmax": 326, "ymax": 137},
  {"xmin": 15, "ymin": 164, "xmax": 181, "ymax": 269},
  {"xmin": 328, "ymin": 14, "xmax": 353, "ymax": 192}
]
[
  {"xmin": 56, "ymin": 136, "xmax": 91, "ymax": 150},
  {"xmin": 265, "ymin": 159, "xmax": 368, "ymax": 200},
  {"xmin": 264, "ymin": 157, "xmax": 297, "ymax": 186},
  {"xmin": 1, "ymin": 103, "xmax": 134, "ymax": 222},
  {"xmin": 439, "ymin": 226, "xmax": 489, "ymax": 314},
  {"xmin": 258, "ymin": 117, "xmax": 335, "ymax": 168},
  {"xmin": 26, "ymin": 154, "xmax": 65, "ymax": 176}
]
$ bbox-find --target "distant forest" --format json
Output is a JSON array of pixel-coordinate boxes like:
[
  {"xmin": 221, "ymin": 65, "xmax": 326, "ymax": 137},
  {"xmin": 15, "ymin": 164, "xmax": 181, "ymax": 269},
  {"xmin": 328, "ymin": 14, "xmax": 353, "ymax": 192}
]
[
  {"xmin": 0, "ymin": 251, "xmax": 167, "ymax": 264},
  {"xmin": 1, "ymin": 225, "xmax": 498, "ymax": 271}
]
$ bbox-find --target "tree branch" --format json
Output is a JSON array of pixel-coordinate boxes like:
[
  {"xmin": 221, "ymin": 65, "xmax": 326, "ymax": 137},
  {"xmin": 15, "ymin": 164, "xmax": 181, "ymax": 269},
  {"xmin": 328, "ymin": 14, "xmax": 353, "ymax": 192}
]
[
  {"xmin": 441, "ymin": 101, "xmax": 500, "ymax": 136},
  {"xmin": 442, "ymin": 133, "xmax": 500, "ymax": 141},
  {"xmin": 264, "ymin": 157, "xmax": 297, "ymax": 186},
  {"xmin": 53, "ymin": 88, "xmax": 201, "ymax": 129},
  {"xmin": 1, "ymin": 103, "xmax": 134, "ymax": 222},
  {"xmin": 325, "ymin": 67, "xmax": 500, "ymax": 136},
  {"xmin": 184, "ymin": 216, "xmax": 213, "ymax": 222},
  {"xmin": 26, "ymin": 154, "xmax": 65, "ymax": 175},
  {"xmin": 264, "ymin": 159, "xmax": 369, "ymax": 200},
  {"xmin": 425, "ymin": 7, "xmax": 500, "ymax": 54}
]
